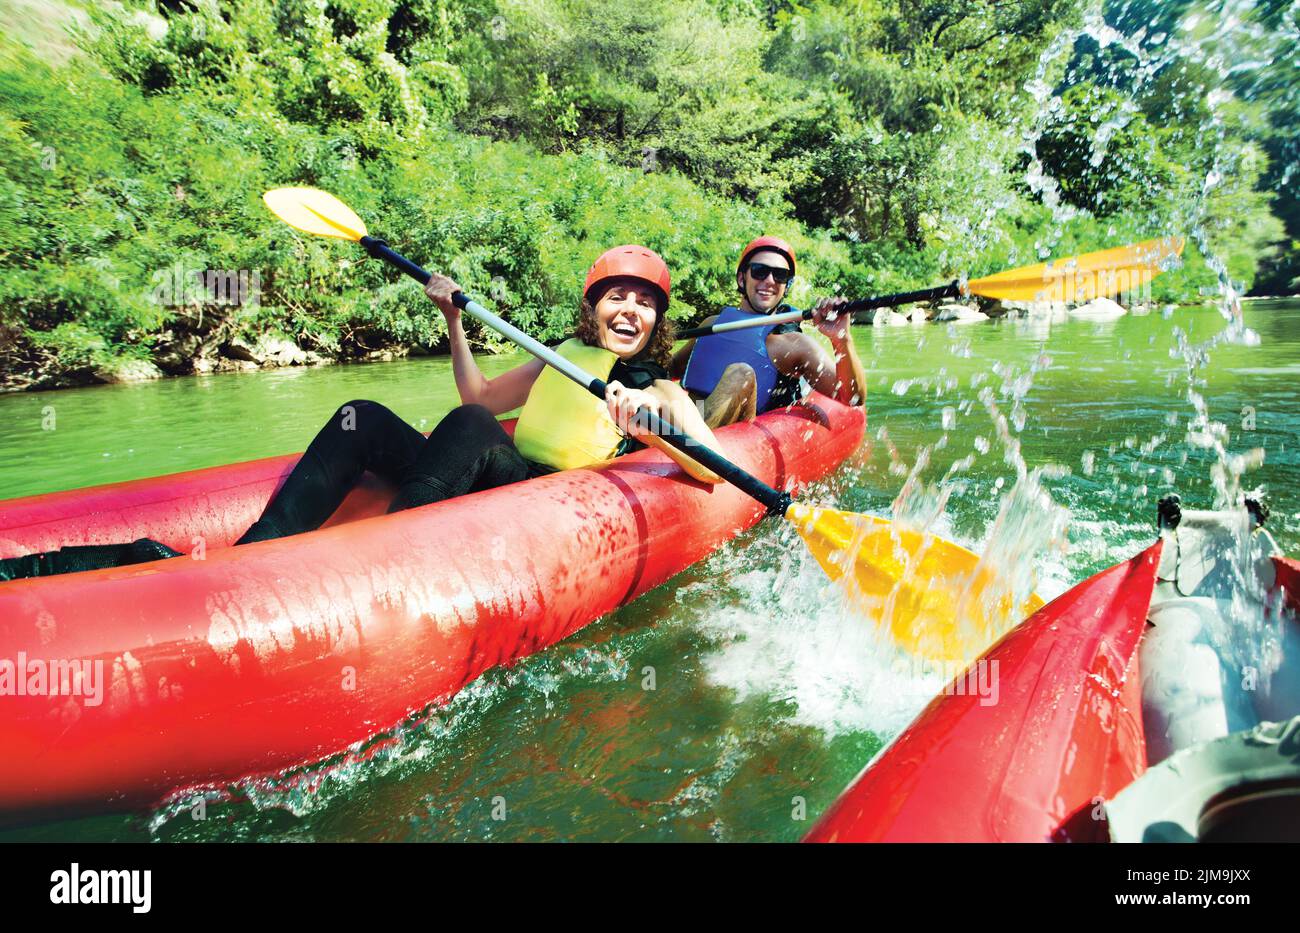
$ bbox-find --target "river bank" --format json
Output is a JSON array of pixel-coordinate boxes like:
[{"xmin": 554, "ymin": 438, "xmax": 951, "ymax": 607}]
[
  {"xmin": 1, "ymin": 294, "xmax": 1241, "ymax": 394},
  {"xmin": 0, "ymin": 314, "xmax": 472, "ymax": 394}
]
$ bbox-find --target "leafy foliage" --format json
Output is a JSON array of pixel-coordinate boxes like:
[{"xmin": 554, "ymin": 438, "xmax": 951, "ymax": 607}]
[{"xmin": 0, "ymin": 0, "xmax": 1291, "ymax": 388}]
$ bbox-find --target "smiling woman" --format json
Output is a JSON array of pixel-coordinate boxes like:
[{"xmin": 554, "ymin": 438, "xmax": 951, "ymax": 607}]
[
  {"xmin": 596, "ymin": 283, "xmax": 656, "ymax": 348},
  {"xmin": 574, "ymin": 282, "xmax": 675, "ymax": 367}
]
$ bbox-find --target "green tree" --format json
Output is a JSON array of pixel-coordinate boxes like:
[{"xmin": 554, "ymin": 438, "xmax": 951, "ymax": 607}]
[
  {"xmin": 766, "ymin": 0, "xmax": 1086, "ymax": 247},
  {"xmin": 455, "ymin": 0, "xmax": 821, "ymax": 206}
]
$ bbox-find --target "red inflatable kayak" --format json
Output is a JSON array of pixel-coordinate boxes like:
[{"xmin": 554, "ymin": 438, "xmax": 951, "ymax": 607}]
[
  {"xmin": 0, "ymin": 393, "xmax": 863, "ymax": 822},
  {"xmin": 807, "ymin": 505, "xmax": 1300, "ymax": 843}
]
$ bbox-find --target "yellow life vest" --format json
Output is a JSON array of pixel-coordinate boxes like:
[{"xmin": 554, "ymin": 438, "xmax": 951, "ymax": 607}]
[{"xmin": 514, "ymin": 338, "xmax": 625, "ymax": 471}]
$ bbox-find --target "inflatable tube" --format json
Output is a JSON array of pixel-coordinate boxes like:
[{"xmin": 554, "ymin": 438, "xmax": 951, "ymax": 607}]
[
  {"xmin": 0, "ymin": 394, "xmax": 863, "ymax": 821},
  {"xmin": 1140, "ymin": 510, "xmax": 1289, "ymax": 765},
  {"xmin": 1106, "ymin": 715, "xmax": 1300, "ymax": 843},
  {"xmin": 1277, "ymin": 557, "xmax": 1300, "ymax": 614}
]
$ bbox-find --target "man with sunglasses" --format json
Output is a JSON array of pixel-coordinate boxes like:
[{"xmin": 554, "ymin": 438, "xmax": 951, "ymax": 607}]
[{"xmin": 670, "ymin": 236, "xmax": 866, "ymax": 427}]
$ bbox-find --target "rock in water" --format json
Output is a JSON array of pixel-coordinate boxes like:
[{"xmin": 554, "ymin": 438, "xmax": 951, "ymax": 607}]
[
  {"xmin": 219, "ymin": 334, "xmax": 312, "ymax": 368},
  {"xmin": 870, "ymin": 309, "xmax": 910, "ymax": 326},
  {"xmin": 997, "ymin": 299, "xmax": 1068, "ymax": 318},
  {"xmin": 253, "ymin": 335, "xmax": 309, "ymax": 367},
  {"xmin": 95, "ymin": 359, "xmax": 164, "ymax": 384},
  {"xmin": 933, "ymin": 302, "xmax": 989, "ymax": 324},
  {"xmin": 1068, "ymin": 296, "xmax": 1127, "ymax": 320}
]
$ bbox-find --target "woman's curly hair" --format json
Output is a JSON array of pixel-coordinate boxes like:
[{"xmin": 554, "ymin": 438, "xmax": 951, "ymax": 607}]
[{"xmin": 573, "ymin": 292, "xmax": 676, "ymax": 368}]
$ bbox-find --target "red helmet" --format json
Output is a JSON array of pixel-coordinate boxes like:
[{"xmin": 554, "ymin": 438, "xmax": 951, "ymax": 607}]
[
  {"xmin": 584, "ymin": 245, "xmax": 671, "ymax": 310},
  {"xmin": 738, "ymin": 236, "xmax": 796, "ymax": 277}
]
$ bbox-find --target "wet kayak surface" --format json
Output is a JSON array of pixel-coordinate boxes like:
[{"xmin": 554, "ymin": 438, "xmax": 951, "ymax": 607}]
[{"xmin": 1, "ymin": 300, "xmax": 1297, "ymax": 841}]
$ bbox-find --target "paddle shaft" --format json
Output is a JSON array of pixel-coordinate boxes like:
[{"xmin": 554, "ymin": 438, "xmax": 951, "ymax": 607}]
[
  {"xmin": 358, "ymin": 236, "xmax": 794, "ymax": 515},
  {"xmin": 674, "ymin": 282, "xmax": 960, "ymax": 339}
]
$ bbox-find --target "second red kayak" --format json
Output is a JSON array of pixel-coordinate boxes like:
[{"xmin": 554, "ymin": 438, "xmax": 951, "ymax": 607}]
[{"xmin": 807, "ymin": 499, "xmax": 1300, "ymax": 842}]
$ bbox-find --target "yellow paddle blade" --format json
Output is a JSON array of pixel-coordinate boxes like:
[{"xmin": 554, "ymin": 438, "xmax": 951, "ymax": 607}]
[
  {"xmin": 263, "ymin": 187, "xmax": 368, "ymax": 241},
  {"xmin": 786, "ymin": 503, "xmax": 1044, "ymax": 663},
  {"xmin": 968, "ymin": 236, "xmax": 1185, "ymax": 303}
]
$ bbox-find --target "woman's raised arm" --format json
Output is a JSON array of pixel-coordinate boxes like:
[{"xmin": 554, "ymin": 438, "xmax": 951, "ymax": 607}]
[{"xmin": 425, "ymin": 273, "xmax": 546, "ymax": 414}]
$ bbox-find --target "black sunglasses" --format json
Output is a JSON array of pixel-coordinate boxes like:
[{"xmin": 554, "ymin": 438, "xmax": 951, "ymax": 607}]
[{"xmin": 746, "ymin": 262, "xmax": 793, "ymax": 285}]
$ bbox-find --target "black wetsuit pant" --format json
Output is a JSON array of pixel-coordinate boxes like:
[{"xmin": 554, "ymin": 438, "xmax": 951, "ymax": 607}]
[
  {"xmin": 0, "ymin": 402, "xmax": 549, "ymax": 580},
  {"xmin": 236, "ymin": 400, "xmax": 551, "ymax": 543}
]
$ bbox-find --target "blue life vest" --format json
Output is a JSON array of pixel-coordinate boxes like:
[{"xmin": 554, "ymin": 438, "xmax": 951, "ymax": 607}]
[{"xmin": 682, "ymin": 306, "xmax": 794, "ymax": 412}]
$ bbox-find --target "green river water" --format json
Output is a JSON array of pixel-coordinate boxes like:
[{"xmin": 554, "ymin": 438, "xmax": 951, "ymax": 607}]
[{"xmin": 1, "ymin": 300, "xmax": 1297, "ymax": 841}]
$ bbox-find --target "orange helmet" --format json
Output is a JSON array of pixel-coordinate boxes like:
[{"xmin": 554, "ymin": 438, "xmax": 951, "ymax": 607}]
[
  {"xmin": 738, "ymin": 236, "xmax": 796, "ymax": 277},
  {"xmin": 584, "ymin": 245, "xmax": 671, "ymax": 310}
]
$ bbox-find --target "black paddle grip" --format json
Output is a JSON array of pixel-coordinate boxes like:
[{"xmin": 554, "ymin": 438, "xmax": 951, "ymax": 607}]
[
  {"xmin": 638, "ymin": 410, "xmax": 791, "ymax": 516},
  {"xmin": 677, "ymin": 282, "xmax": 964, "ymax": 337},
  {"xmin": 592, "ymin": 379, "xmax": 788, "ymax": 514},
  {"xmin": 844, "ymin": 281, "xmax": 961, "ymax": 314},
  {"xmin": 360, "ymin": 236, "xmax": 433, "ymax": 285}
]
